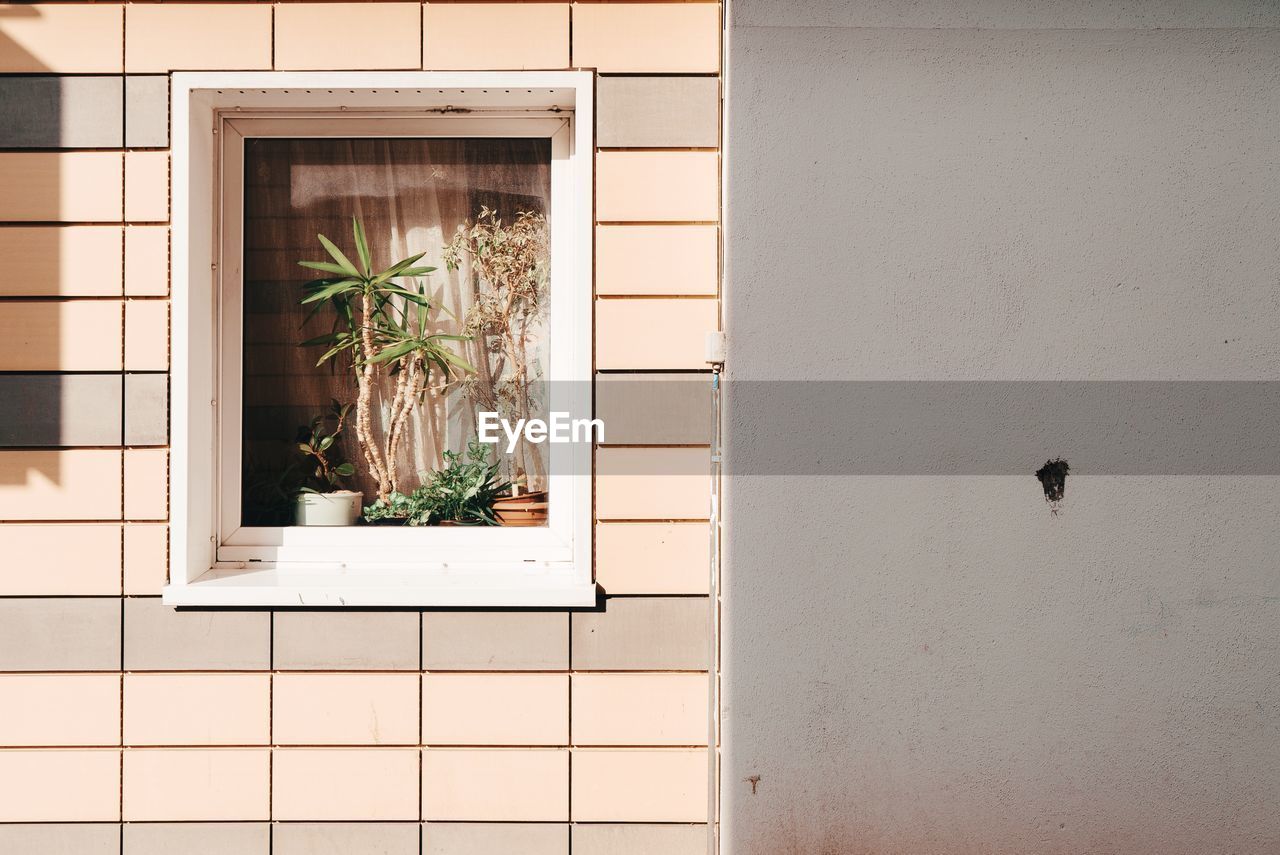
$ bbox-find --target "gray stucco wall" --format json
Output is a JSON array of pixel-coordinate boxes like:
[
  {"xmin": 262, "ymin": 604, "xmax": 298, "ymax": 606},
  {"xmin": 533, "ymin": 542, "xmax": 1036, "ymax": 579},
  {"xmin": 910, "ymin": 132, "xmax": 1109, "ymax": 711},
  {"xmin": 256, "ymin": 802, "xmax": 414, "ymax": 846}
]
[{"xmin": 722, "ymin": 3, "xmax": 1280, "ymax": 853}]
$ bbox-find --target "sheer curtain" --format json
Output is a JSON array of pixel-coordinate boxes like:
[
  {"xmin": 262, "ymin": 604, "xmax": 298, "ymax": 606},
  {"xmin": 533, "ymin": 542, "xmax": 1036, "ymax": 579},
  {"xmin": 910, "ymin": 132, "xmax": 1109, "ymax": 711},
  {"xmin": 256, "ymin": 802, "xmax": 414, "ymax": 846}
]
[{"xmin": 241, "ymin": 137, "xmax": 551, "ymax": 523}]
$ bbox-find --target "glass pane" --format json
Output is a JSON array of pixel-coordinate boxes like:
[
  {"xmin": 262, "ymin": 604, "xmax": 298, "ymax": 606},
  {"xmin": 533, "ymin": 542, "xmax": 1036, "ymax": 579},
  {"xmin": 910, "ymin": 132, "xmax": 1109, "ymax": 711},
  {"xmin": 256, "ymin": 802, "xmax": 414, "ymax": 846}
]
[{"xmin": 240, "ymin": 137, "xmax": 551, "ymax": 528}]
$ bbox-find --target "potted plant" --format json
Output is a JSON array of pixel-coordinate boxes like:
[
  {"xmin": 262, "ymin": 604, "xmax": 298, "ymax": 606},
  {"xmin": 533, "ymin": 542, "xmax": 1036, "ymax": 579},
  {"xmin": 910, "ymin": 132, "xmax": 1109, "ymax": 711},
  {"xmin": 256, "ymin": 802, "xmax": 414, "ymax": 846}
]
[
  {"xmin": 362, "ymin": 437, "xmax": 509, "ymax": 526},
  {"xmin": 299, "ymin": 218, "xmax": 474, "ymax": 503},
  {"xmin": 443, "ymin": 207, "xmax": 551, "ymax": 525},
  {"xmin": 492, "ymin": 482, "xmax": 551, "ymax": 526},
  {"xmin": 294, "ymin": 400, "xmax": 361, "ymax": 526}
]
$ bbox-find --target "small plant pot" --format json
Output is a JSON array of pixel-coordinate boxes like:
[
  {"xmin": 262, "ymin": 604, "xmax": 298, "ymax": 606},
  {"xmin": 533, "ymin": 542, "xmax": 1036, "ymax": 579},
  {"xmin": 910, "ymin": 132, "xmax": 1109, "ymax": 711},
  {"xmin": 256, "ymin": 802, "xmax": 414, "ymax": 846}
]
[
  {"xmin": 295, "ymin": 490, "xmax": 362, "ymax": 526},
  {"xmin": 492, "ymin": 491, "xmax": 549, "ymax": 527}
]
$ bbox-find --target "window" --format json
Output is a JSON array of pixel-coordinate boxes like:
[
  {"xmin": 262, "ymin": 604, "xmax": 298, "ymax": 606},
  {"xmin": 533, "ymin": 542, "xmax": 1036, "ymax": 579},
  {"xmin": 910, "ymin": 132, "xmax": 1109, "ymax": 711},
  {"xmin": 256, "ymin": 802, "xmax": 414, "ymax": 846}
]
[{"xmin": 168, "ymin": 73, "xmax": 594, "ymax": 606}]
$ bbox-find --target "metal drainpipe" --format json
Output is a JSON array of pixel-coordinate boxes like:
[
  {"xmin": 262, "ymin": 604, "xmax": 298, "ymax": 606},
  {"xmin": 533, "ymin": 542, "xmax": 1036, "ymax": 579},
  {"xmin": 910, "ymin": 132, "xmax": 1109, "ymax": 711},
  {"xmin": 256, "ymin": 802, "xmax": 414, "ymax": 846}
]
[
  {"xmin": 711, "ymin": 3, "xmax": 730, "ymax": 850},
  {"xmin": 706, "ymin": 335, "xmax": 726, "ymax": 855}
]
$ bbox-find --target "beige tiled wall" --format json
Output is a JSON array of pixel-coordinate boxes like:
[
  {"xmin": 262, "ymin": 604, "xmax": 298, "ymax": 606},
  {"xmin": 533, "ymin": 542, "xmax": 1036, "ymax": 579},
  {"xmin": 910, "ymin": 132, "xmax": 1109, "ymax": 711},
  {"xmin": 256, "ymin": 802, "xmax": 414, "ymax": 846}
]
[{"xmin": 0, "ymin": 3, "xmax": 720, "ymax": 852}]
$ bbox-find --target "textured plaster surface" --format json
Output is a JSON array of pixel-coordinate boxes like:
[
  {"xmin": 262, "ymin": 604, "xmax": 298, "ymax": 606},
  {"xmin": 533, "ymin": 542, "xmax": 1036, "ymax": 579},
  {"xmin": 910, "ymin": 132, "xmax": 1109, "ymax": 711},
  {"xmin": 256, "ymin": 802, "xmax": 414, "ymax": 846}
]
[{"xmin": 722, "ymin": 5, "xmax": 1280, "ymax": 854}]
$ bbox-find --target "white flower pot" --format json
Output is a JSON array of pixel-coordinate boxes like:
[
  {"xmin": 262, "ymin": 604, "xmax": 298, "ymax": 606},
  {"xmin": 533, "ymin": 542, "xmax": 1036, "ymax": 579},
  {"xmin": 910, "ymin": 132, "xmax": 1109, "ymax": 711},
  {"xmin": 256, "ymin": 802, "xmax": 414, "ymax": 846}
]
[{"xmin": 294, "ymin": 490, "xmax": 362, "ymax": 526}]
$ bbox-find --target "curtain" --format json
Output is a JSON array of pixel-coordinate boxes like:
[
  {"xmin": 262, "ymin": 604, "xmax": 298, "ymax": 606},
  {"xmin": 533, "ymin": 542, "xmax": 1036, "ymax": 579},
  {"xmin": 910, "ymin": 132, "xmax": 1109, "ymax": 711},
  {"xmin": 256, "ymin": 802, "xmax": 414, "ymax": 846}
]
[{"xmin": 240, "ymin": 137, "xmax": 551, "ymax": 524}]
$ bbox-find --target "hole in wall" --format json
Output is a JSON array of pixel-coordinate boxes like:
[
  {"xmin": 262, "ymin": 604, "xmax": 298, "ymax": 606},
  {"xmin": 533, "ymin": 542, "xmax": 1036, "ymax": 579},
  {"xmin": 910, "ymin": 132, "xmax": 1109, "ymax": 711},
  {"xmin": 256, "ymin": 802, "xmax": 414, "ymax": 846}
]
[{"xmin": 1035, "ymin": 458, "xmax": 1069, "ymax": 514}]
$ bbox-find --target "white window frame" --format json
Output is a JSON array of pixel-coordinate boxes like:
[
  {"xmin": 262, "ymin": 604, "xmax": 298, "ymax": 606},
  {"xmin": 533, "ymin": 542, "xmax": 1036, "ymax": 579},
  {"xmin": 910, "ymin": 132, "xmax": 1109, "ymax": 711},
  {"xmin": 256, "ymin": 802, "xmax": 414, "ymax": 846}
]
[{"xmin": 166, "ymin": 72, "xmax": 595, "ymax": 607}]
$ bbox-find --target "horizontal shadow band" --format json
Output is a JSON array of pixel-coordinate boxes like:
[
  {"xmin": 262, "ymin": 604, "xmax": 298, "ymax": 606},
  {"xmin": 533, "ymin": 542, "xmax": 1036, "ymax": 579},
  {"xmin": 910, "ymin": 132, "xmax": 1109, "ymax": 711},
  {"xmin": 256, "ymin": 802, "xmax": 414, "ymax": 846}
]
[{"xmin": 722, "ymin": 380, "xmax": 1280, "ymax": 476}]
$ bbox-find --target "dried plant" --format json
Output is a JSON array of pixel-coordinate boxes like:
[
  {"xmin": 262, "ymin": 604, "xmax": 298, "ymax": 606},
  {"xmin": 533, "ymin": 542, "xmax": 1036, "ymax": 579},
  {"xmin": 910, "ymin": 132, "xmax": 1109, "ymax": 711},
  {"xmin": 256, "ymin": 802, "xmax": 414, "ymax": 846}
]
[
  {"xmin": 299, "ymin": 218, "xmax": 473, "ymax": 502},
  {"xmin": 443, "ymin": 207, "xmax": 550, "ymax": 491}
]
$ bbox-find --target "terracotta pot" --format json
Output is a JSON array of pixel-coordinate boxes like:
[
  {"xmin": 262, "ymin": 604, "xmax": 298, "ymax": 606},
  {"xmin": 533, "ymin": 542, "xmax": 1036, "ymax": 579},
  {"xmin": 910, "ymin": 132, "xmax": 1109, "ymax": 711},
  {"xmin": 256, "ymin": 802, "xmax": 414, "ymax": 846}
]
[
  {"xmin": 492, "ymin": 490, "xmax": 549, "ymax": 526},
  {"xmin": 295, "ymin": 490, "xmax": 362, "ymax": 526}
]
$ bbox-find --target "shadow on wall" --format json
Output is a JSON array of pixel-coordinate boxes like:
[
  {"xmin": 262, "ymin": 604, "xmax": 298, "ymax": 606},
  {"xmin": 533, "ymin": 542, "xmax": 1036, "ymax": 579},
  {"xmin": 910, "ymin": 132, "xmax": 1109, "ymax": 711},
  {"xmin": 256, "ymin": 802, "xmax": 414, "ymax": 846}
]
[{"xmin": 1, "ymin": 4, "xmax": 66, "ymax": 490}]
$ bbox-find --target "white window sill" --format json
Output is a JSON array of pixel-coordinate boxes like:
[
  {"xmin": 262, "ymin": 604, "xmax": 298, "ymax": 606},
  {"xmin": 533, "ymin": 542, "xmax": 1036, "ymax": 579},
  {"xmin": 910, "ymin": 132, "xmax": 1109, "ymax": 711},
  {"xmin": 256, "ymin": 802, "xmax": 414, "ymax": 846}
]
[{"xmin": 163, "ymin": 566, "xmax": 597, "ymax": 608}]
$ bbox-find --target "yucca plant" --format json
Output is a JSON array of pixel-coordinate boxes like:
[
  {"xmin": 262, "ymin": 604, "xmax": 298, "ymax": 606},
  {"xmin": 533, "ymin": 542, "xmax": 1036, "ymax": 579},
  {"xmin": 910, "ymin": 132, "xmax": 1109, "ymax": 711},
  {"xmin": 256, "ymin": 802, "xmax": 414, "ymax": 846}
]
[{"xmin": 299, "ymin": 218, "xmax": 473, "ymax": 502}]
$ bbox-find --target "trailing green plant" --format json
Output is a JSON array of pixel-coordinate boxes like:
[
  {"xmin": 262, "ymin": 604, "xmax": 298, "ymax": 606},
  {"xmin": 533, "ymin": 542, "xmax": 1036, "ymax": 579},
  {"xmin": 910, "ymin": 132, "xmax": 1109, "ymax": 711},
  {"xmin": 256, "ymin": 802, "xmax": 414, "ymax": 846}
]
[
  {"xmin": 299, "ymin": 218, "xmax": 474, "ymax": 502},
  {"xmin": 362, "ymin": 437, "xmax": 509, "ymax": 526},
  {"xmin": 296, "ymin": 400, "xmax": 357, "ymax": 493},
  {"xmin": 443, "ymin": 207, "xmax": 549, "ymax": 492}
]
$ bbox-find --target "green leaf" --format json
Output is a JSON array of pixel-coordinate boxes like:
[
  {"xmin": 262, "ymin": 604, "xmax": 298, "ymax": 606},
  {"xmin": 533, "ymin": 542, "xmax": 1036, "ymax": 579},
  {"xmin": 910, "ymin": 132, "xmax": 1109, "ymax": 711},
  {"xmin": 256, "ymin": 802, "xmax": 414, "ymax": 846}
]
[
  {"xmin": 301, "ymin": 279, "xmax": 360, "ymax": 304},
  {"xmin": 318, "ymin": 435, "xmax": 334, "ymax": 451},
  {"xmin": 316, "ymin": 233, "xmax": 360, "ymax": 278},
  {"xmin": 334, "ymin": 462, "xmax": 356, "ymax": 477},
  {"xmin": 380, "ymin": 285, "xmax": 432, "ymax": 306},
  {"xmin": 298, "ymin": 260, "xmax": 352, "ymax": 275},
  {"xmin": 371, "ymin": 253, "xmax": 428, "ymax": 285},
  {"xmin": 352, "ymin": 217, "xmax": 372, "ymax": 276},
  {"xmin": 316, "ymin": 340, "xmax": 355, "ymax": 366},
  {"xmin": 435, "ymin": 348, "xmax": 476, "ymax": 374},
  {"xmin": 299, "ymin": 332, "xmax": 345, "ymax": 347},
  {"xmin": 368, "ymin": 339, "xmax": 419, "ymax": 364}
]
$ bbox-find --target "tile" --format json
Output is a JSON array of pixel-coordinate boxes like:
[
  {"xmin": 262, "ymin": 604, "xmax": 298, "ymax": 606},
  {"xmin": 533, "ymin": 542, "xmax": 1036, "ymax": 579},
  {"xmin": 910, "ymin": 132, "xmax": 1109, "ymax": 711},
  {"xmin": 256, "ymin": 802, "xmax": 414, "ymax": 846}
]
[
  {"xmin": 572, "ymin": 823, "xmax": 707, "ymax": 855},
  {"xmin": 0, "ymin": 374, "xmax": 121, "ymax": 448},
  {"xmin": 595, "ymin": 225, "xmax": 718, "ymax": 296},
  {"xmin": 274, "ymin": 673, "xmax": 420, "ymax": 745},
  {"xmin": 595, "ymin": 447, "xmax": 711, "ymax": 520},
  {"xmin": 125, "ymin": 4, "xmax": 272, "ymax": 73},
  {"xmin": 595, "ymin": 298, "xmax": 716, "ymax": 369},
  {"xmin": 425, "ymin": 823, "xmax": 568, "ymax": 855},
  {"xmin": 124, "ymin": 301, "xmax": 169, "ymax": 372},
  {"xmin": 572, "ymin": 673, "xmax": 708, "ymax": 745},
  {"xmin": 0, "ymin": 597, "xmax": 121, "ymax": 671},
  {"xmin": 0, "ymin": 5, "xmax": 123, "ymax": 73},
  {"xmin": 597, "ymin": 76, "xmax": 719, "ymax": 148},
  {"xmin": 596, "ymin": 150, "xmax": 719, "ymax": 223},
  {"xmin": 422, "ymin": 674, "xmax": 567, "ymax": 745},
  {"xmin": 125, "ymin": 373, "xmax": 168, "ymax": 446},
  {"xmin": 123, "ymin": 749, "xmax": 270, "ymax": 821},
  {"xmin": 277, "ymin": 4, "xmax": 422, "ymax": 71},
  {"xmin": 123, "ymin": 823, "xmax": 268, "ymax": 855},
  {"xmin": 424, "ymin": 4, "xmax": 568, "ymax": 70},
  {"xmin": 0, "ymin": 301, "xmax": 122, "ymax": 371},
  {"xmin": 0, "ymin": 749, "xmax": 120, "ymax": 821},
  {"xmin": 274, "ymin": 611, "xmax": 420, "ymax": 670},
  {"xmin": 571, "ymin": 749, "xmax": 708, "ymax": 822},
  {"xmin": 571, "ymin": 596, "xmax": 709, "ymax": 671},
  {"xmin": 0, "ymin": 824, "xmax": 120, "ymax": 855},
  {"xmin": 0, "ymin": 76, "xmax": 123, "ymax": 149},
  {"xmin": 595, "ymin": 373, "xmax": 711, "ymax": 445},
  {"xmin": 124, "ymin": 226, "xmax": 169, "ymax": 296},
  {"xmin": 124, "ymin": 448, "xmax": 167, "ymax": 520},
  {"xmin": 572, "ymin": 3, "xmax": 720, "ymax": 73},
  {"xmin": 0, "ymin": 152, "xmax": 122, "ymax": 222},
  {"xmin": 594, "ymin": 522, "xmax": 710, "ymax": 595},
  {"xmin": 422, "ymin": 611, "xmax": 567, "ymax": 670},
  {"xmin": 125, "ymin": 151, "xmax": 168, "ymax": 223},
  {"xmin": 0, "ymin": 449, "xmax": 122, "ymax": 521},
  {"xmin": 274, "ymin": 823, "xmax": 419, "ymax": 855},
  {"xmin": 0, "ymin": 524, "xmax": 121, "ymax": 596},
  {"xmin": 422, "ymin": 749, "xmax": 568, "ymax": 821},
  {"xmin": 122, "ymin": 524, "xmax": 167, "ymax": 595},
  {"xmin": 123, "ymin": 674, "xmax": 270, "ymax": 746},
  {"xmin": 273, "ymin": 749, "xmax": 421, "ymax": 821},
  {"xmin": 0, "ymin": 226, "xmax": 122, "ymax": 297},
  {"xmin": 125, "ymin": 76, "xmax": 169, "ymax": 148},
  {"xmin": 123, "ymin": 597, "xmax": 269, "ymax": 671},
  {"xmin": 0, "ymin": 674, "xmax": 120, "ymax": 746}
]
